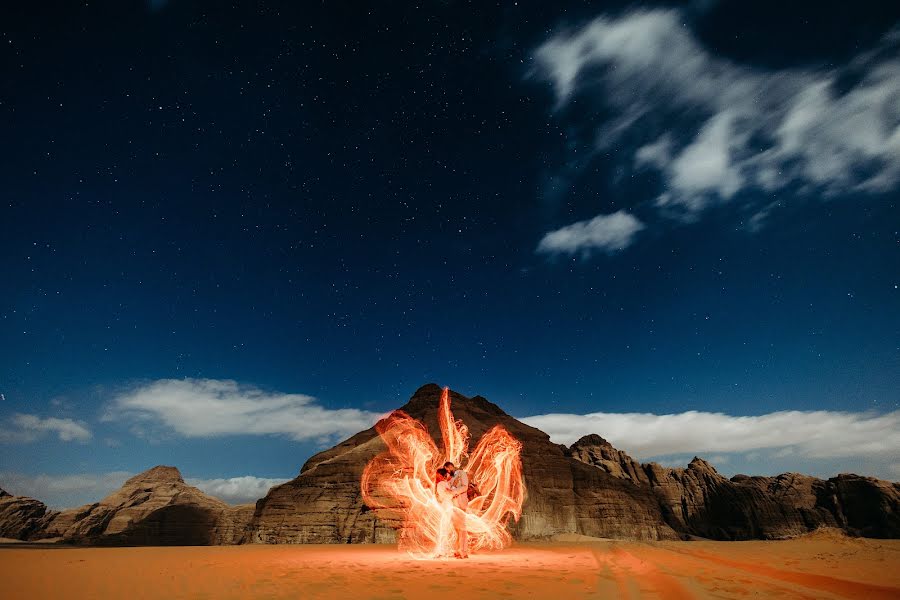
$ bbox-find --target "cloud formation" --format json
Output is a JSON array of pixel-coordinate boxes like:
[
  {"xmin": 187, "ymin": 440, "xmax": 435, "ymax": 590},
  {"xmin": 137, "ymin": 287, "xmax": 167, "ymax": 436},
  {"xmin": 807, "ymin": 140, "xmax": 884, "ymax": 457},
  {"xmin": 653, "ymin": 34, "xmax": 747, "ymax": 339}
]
[
  {"xmin": 187, "ymin": 475, "xmax": 289, "ymax": 504},
  {"xmin": 103, "ymin": 378, "xmax": 381, "ymax": 443},
  {"xmin": 537, "ymin": 209, "xmax": 645, "ymax": 255},
  {"xmin": 521, "ymin": 409, "xmax": 900, "ymax": 461},
  {"xmin": 532, "ymin": 9, "xmax": 900, "ymax": 246},
  {"xmin": 0, "ymin": 414, "xmax": 92, "ymax": 444}
]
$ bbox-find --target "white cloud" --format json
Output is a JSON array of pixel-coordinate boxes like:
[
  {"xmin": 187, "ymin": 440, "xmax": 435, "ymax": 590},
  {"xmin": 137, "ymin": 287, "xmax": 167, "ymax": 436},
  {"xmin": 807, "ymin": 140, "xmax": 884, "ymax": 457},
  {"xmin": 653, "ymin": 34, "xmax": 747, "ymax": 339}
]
[
  {"xmin": 532, "ymin": 9, "xmax": 900, "ymax": 230},
  {"xmin": 102, "ymin": 378, "xmax": 380, "ymax": 443},
  {"xmin": 635, "ymin": 135, "xmax": 672, "ymax": 170},
  {"xmin": 667, "ymin": 111, "xmax": 743, "ymax": 206},
  {"xmin": 0, "ymin": 414, "xmax": 92, "ymax": 444},
  {"xmin": 0, "ymin": 471, "xmax": 131, "ymax": 509},
  {"xmin": 521, "ymin": 409, "xmax": 900, "ymax": 461},
  {"xmin": 537, "ymin": 209, "xmax": 645, "ymax": 255},
  {"xmin": 187, "ymin": 476, "xmax": 288, "ymax": 504}
]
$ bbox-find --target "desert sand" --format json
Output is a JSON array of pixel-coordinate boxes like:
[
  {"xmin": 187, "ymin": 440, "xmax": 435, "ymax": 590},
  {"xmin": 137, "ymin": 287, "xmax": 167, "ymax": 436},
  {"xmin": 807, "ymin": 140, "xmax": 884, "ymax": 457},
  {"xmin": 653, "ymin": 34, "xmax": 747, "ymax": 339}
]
[{"xmin": 2, "ymin": 533, "xmax": 899, "ymax": 599}]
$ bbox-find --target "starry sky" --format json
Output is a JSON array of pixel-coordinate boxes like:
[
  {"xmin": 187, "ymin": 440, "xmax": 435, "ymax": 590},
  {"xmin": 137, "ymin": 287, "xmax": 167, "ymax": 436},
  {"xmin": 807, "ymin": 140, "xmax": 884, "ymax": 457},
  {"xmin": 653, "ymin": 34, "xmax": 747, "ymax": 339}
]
[{"xmin": 2, "ymin": 1, "xmax": 898, "ymax": 507}]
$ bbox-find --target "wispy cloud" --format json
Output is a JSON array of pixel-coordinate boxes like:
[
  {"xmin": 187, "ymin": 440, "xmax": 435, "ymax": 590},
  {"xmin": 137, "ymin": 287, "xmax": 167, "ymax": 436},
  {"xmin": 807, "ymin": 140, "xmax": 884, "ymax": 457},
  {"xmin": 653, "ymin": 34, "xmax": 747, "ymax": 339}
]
[
  {"xmin": 537, "ymin": 209, "xmax": 645, "ymax": 255},
  {"xmin": 0, "ymin": 414, "xmax": 92, "ymax": 444},
  {"xmin": 531, "ymin": 9, "xmax": 900, "ymax": 242},
  {"xmin": 187, "ymin": 475, "xmax": 288, "ymax": 504},
  {"xmin": 102, "ymin": 378, "xmax": 381, "ymax": 443},
  {"xmin": 521, "ymin": 409, "xmax": 900, "ymax": 461}
]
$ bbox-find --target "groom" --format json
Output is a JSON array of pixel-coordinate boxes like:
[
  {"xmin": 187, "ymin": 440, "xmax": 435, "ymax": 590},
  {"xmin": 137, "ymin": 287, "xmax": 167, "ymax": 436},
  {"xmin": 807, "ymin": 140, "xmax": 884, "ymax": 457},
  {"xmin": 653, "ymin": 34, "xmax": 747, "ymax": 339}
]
[{"xmin": 444, "ymin": 461, "xmax": 469, "ymax": 558}]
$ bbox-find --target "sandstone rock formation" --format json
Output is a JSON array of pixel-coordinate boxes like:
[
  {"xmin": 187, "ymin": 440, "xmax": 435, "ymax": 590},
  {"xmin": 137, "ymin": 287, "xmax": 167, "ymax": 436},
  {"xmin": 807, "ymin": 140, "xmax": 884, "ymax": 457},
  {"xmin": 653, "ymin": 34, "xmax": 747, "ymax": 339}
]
[
  {"xmin": 0, "ymin": 487, "xmax": 54, "ymax": 541},
  {"xmin": 247, "ymin": 385, "xmax": 898, "ymax": 543},
  {"xmin": 2, "ymin": 384, "xmax": 898, "ymax": 544},
  {"xmin": 245, "ymin": 384, "xmax": 679, "ymax": 543},
  {"xmin": 0, "ymin": 466, "xmax": 254, "ymax": 545},
  {"xmin": 570, "ymin": 434, "xmax": 900, "ymax": 539}
]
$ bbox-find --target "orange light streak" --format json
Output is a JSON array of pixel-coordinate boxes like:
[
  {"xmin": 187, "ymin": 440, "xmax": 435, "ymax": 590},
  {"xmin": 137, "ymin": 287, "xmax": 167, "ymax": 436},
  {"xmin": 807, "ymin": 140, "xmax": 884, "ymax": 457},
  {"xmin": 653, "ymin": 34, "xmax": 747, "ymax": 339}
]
[{"xmin": 361, "ymin": 387, "xmax": 525, "ymax": 557}]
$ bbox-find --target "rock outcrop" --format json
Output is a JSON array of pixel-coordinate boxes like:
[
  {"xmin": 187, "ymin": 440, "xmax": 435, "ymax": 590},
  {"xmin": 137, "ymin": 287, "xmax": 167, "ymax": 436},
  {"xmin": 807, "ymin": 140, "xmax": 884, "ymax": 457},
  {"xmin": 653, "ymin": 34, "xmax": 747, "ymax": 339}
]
[
  {"xmin": 246, "ymin": 386, "xmax": 900, "ymax": 543},
  {"xmin": 2, "ymin": 466, "xmax": 255, "ymax": 545},
  {"xmin": 0, "ymin": 487, "xmax": 55, "ymax": 540},
  {"xmin": 570, "ymin": 434, "xmax": 900, "ymax": 539},
  {"xmin": 245, "ymin": 384, "xmax": 678, "ymax": 543}
]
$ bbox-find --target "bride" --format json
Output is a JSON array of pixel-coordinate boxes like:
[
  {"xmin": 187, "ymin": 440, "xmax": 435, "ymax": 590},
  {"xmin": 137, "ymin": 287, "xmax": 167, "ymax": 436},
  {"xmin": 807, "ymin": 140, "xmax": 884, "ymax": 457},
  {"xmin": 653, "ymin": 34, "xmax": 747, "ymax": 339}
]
[{"xmin": 433, "ymin": 468, "xmax": 457, "ymax": 557}]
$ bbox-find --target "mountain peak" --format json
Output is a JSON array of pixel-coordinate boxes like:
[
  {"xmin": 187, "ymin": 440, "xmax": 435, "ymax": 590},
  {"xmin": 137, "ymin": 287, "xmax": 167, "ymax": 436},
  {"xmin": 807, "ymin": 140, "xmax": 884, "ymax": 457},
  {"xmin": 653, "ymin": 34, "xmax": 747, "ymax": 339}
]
[
  {"xmin": 400, "ymin": 384, "xmax": 507, "ymax": 419},
  {"xmin": 412, "ymin": 383, "xmax": 442, "ymax": 397},
  {"xmin": 572, "ymin": 433, "xmax": 614, "ymax": 448},
  {"xmin": 688, "ymin": 456, "xmax": 718, "ymax": 473},
  {"xmin": 125, "ymin": 465, "xmax": 184, "ymax": 486}
]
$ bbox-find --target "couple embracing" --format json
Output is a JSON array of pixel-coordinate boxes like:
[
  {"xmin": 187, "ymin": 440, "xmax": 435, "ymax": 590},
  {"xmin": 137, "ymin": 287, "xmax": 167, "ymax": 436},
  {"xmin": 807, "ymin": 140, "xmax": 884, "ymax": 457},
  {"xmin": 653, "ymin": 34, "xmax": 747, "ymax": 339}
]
[{"xmin": 434, "ymin": 461, "xmax": 469, "ymax": 559}]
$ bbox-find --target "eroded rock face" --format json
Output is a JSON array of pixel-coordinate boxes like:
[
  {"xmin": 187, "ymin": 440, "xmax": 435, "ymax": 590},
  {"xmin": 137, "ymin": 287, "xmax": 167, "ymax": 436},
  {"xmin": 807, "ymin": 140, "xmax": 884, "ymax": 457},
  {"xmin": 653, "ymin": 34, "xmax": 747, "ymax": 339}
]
[
  {"xmin": 0, "ymin": 488, "xmax": 56, "ymax": 540},
  {"xmin": 7, "ymin": 466, "xmax": 255, "ymax": 545},
  {"xmin": 245, "ymin": 384, "xmax": 679, "ymax": 544},
  {"xmin": 570, "ymin": 434, "xmax": 648, "ymax": 483},
  {"xmin": 826, "ymin": 474, "xmax": 900, "ymax": 538},
  {"xmin": 569, "ymin": 435, "xmax": 900, "ymax": 539}
]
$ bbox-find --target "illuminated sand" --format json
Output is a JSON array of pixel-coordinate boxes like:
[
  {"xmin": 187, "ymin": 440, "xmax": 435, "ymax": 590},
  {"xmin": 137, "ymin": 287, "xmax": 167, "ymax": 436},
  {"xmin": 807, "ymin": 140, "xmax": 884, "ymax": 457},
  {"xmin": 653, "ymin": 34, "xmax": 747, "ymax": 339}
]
[{"xmin": 3, "ymin": 535, "xmax": 899, "ymax": 599}]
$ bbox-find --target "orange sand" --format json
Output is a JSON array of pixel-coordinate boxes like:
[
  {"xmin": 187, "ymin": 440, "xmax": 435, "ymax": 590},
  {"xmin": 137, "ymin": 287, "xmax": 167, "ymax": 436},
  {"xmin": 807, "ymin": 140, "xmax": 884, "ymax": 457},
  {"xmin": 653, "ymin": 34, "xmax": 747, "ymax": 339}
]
[{"xmin": 2, "ymin": 535, "xmax": 899, "ymax": 599}]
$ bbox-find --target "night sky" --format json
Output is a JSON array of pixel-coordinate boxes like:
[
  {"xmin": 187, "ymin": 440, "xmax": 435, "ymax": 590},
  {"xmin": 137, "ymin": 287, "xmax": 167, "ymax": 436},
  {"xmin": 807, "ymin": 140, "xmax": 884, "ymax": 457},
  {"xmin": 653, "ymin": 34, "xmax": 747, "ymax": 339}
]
[{"xmin": 2, "ymin": 1, "xmax": 898, "ymax": 507}]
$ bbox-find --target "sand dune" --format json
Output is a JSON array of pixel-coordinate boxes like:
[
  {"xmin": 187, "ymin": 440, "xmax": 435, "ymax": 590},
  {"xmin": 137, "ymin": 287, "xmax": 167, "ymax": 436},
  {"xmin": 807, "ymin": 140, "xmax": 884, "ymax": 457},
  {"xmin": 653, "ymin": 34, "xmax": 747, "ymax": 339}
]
[{"xmin": 2, "ymin": 535, "xmax": 899, "ymax": 599}]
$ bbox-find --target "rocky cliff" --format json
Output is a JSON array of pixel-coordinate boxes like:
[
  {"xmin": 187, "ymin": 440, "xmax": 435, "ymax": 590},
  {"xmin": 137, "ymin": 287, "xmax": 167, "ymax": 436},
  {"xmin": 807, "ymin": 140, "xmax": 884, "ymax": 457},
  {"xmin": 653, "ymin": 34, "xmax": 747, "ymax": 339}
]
[
  {"xmin": 1, "ymin": 466, "xmax": 254, "ymax": 545},
  {"xmin": 0, "ymin": 487, "xmax": 54, "ymax": 540},
  {"xmin": 245, "ymin": 384, "xmax": 678, "ymax": 543},
  {"xmin": 246, "ymin": 385, "xmax": 898, "ymax": 543},
  {"xmin": 570, "ymin": 434, "xmax": 900, "ymax": 539}
]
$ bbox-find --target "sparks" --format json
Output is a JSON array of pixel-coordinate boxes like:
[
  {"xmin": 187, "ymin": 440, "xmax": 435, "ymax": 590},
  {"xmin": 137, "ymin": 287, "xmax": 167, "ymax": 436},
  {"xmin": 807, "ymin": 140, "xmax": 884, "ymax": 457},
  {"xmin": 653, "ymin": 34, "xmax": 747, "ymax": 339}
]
[{"xmin": 361, "ymin": 387, "xmax": 525, "ymax": 557}]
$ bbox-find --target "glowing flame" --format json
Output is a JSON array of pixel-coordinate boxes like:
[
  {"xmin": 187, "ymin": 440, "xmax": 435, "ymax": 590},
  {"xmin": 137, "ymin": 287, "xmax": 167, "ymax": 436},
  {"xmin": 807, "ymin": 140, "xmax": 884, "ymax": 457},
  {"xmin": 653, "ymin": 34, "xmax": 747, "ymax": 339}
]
[{"xmin": 361, "ymin": 387, "xmax": 525, "ymax": 557}]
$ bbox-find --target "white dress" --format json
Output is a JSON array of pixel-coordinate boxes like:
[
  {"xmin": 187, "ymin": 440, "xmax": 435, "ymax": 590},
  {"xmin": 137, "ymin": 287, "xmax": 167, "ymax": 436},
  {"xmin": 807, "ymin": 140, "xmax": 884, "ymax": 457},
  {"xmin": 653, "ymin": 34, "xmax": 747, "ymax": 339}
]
[
  {"xmin": 434, "ymin": 480, "xmax": 456, "ymax": 556},
  {"xmin": 435, "ymin": 480, "xmax": 454, "ymax": 508}
]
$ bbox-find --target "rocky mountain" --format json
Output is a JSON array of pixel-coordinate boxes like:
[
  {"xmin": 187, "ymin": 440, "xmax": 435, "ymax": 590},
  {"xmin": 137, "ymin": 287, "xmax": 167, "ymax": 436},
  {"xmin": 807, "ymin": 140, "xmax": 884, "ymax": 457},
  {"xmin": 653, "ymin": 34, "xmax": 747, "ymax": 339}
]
[
  {"xmin": 570, "ymin": 434, "xmax": 900, "ymax": 539},
  {"xmin": 2, "ymin": 384, "xmax": 897, "ymax": 544},
  {"xmin": 245, "ymin": 383, "xmax": 677, "ymax": 544},
  {"xmin": 1, "ymin": 466, "xmax": 254, "ymax": 545},
  {"xmin": 246, "ymin": 384, "xmax": 898, "ymax": 543}
]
